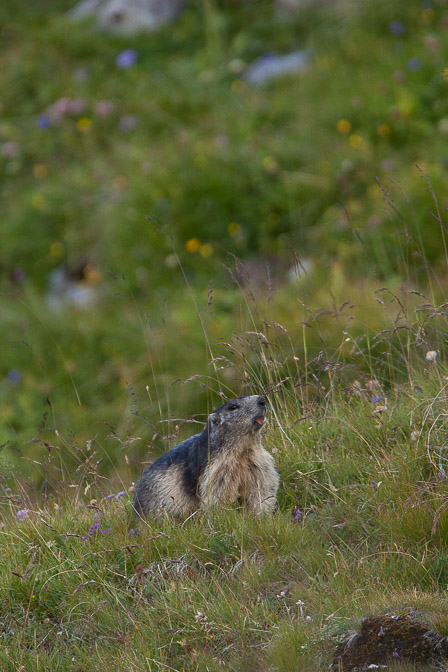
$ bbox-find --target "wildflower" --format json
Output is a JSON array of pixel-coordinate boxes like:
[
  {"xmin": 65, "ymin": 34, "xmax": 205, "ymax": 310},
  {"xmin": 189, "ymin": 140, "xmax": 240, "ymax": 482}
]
[
  {"xmin": 100, "ymin": 527, "xmax": 113, "ymax": 536},
  {"xmin": 116, "ymin": 491, "xmax": 126, "ymax": 500},
  {"xmin": 95, "ymin": 100, "xmax": 115, "ymax": 117},
  {"xmin": 16, "ymin": 509, "xmax": 30, "ymax": 521},
  {"xmin": 116, "ymin": 49, "xmax": 138, "ymax": 69},
  {"xmin": 31, "ymin": 194, "xmax": 45, "ymax": 210},
  {"xmin": 438, "ymin": 469, "xmax": 446, "ymax": 479},
  {"xmin": 88, "ymin": 522, "xmax": 101, "ymax": 535},
  {"xmin": 0, "ymin": 141, "xmax": 19, "ymax": 158},
  {"xmin": 118, "ymin": 115, "xmax": 139, "ymax": 131},
  {"xmin": 389, "ymin": 22, "xmax": 405, "ymax": 36},
  {"xmin": 186, "ymin": 238, "xmax": 201, "ymax": 253},
  {"xmin": 294, "ymin": 508, "xmax": 302, "ymax": 522},
  {"xmin": 8, "ymin": 370, "xmax": 21, "ymax": 384},
  {"xmin": 37, "ymin": 115, "xmax": 51, "ymax": 129},
  {"xmin": 348, "ymin": 134, "xmax": 365, "ymax": 149},
  {"xmin": 76, "ymin": 118, "xmax": 92, "ymax": 133},
  {"xmin": 426, "ymin": 350, "xmax": 438, "ymax": 362},
  {"xmin": 106, "ymin": 493, "xmax": 115, "ymax": 499},
  {"xmin": 11, "ymin": 268, "xmax": 25, "ymax": 284},
  {"xmin": 372, "ymin": 396, "xmax": 382, "ymax": 403},
  {"xmin": 407, "ymin": 58, "xmax": 422, "ymax": 71},
  {"xmin": 228, "ymin": 222, "xmax": 242, "ymax": 236},
  {"xmin": 199, "ymin": 243, "xmax": 214, "ymax": 259},
  {"xmin": 336, "ymin": 119, "xmax": 351, "ymax": 135},
  {"xmin": 93, "ymin": 511, "xmax": 102, "ymax": 520},
  {"xmin": 377, "ymin": 124, "xmax": 391, "ymax": 139}
]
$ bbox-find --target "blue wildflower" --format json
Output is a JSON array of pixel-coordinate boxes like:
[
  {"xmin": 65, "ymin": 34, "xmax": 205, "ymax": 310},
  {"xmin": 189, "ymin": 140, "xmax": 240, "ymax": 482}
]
[
  {"xmin": 116, "ymin": 49, "xmax": 138, "ymax": 69},
  {"xmin": 116, "ymin": 491, "xmax": 126, "ymax": 500},
  {"xmin": 294, "ymin": 508, "xmax": 302, "ymax": 522},
  {"xmin": 407, "ymin": 58, "xmax": 422, "ymax": 71},
  {"xmin": 8, "ymin": 370, "xmax": 21, "ymax": 384},
  {"xmin": 16, "ymin": 509, "xmax": 30, "ymax": 521},
  {"xmin": 389, "ymin": 21, "xmax": 405, "ymax": 36},
  {"xmin": 372, "ymin": 396, "xmax": 382, "ymax": 403},
  {"xmin": 37, "ymin": 115, "xmax": 51, "ymax": 129}
]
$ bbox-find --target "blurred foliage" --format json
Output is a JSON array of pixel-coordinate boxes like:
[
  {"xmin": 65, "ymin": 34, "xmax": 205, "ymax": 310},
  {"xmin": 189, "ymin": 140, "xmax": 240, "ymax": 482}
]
[{"xmin": 1, "ymin": 0, "xmax": 448, "ymax": 481}]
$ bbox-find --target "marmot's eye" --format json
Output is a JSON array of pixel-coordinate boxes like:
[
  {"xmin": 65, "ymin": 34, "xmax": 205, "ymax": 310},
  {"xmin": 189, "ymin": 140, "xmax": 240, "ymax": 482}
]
[{"xmin": 227, "ymin": 403, "xmax": 239, "ymax": 411}]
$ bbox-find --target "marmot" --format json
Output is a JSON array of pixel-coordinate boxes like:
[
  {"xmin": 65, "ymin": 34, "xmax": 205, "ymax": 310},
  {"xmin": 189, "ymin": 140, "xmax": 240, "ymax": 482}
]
[{"xmin": 134, "ymin": 395, "xmax": 279, "ymax": 520}]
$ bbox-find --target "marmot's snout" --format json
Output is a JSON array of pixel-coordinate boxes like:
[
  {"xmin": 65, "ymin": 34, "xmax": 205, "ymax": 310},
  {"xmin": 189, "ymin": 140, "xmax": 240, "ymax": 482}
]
[{"xmin": 253, "ymin": 396, "xmax": 267, "ymax": 429}]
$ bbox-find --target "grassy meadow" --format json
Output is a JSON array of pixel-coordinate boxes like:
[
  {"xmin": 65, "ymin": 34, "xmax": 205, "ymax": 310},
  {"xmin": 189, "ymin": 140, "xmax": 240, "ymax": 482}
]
[{"xmin": 2, "ymin": 0, "xmax": 448, "ymax": 669}]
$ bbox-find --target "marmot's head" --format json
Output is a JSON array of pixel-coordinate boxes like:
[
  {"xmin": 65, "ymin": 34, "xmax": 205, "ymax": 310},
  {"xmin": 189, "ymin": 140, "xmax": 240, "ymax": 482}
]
[{"xmin": 208, "ymin": 395, "xmax": 268, "ymax": 441}]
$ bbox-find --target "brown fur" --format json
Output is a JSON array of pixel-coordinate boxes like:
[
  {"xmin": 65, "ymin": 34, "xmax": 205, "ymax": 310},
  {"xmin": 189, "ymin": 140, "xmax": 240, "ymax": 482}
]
[{"xmin": 134, "ymin": 395, "xmax": 279, "ymax": 520}]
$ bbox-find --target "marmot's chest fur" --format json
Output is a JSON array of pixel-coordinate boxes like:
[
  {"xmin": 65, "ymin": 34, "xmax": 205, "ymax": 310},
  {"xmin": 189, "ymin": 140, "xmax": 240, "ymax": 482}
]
[{"xmin": 134, "ymin": 395, "xmax": 279, "ymax": 519}]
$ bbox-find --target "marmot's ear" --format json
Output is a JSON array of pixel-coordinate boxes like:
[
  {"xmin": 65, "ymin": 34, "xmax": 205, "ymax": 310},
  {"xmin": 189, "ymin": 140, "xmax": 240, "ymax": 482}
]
[{"xmin": 210, "ymin": 413, "xmax": 220, "ymax": 425}]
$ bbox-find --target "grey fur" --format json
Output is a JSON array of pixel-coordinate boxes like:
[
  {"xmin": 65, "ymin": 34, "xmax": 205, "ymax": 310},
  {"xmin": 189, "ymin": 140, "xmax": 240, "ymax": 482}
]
[{"xmin": 134, "ymin": 395, "xmax": 279, "ymax": 520}]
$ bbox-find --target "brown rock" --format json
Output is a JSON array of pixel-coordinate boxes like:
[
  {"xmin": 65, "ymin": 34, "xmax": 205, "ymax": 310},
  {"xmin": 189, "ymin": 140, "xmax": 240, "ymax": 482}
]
[{"xmin": 332, "ymin": 612, "xmax": 448, "ymax": 671}]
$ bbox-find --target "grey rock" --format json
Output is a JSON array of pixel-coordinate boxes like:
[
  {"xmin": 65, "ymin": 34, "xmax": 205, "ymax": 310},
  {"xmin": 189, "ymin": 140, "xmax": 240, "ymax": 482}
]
[{"xmin": 69, "ymin": 0, "xmax": 186, "ymax": 34}]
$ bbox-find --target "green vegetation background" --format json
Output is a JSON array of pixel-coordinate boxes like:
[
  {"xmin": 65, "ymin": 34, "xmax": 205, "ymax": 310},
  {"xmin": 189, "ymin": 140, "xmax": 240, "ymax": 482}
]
[
  {"xmin": 3, "ymin": 1, "xmax": 448, "ymax": 669},
  {"xmin": 2, "ymin": 0, "xmax": 448, "ymax": 480}
]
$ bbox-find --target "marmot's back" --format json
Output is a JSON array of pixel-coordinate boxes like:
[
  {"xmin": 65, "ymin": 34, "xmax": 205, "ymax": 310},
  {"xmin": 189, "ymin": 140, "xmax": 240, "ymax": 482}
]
[{"xmin": 133, "ymin": 395, "xmax": 279, "ymax": 519}]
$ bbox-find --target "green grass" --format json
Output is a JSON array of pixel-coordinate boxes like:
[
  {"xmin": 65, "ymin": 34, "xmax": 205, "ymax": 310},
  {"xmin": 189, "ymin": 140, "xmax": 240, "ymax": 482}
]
[{"xmin": 3, "ymin": 370, "xmax": 448, "ymax": 670}]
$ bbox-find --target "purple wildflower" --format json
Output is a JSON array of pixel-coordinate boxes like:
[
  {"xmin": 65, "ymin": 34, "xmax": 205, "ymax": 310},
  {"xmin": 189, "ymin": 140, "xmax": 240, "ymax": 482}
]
[
  {"xmin": 16, "ymin": 509, "xmax": 30, "ymax": 521},
  {"xmin": 116, "ymin": 491, "xmax": 126, "ymax": 501},
  {"xmin": 88, "ymin": 521, "xmax": 101, "ymax": 535},
  {"xmin": 372, "ymin": 396, "xmax": 382, "ymax": 403},
  {"xmin": 95, "ymin": 100, "xmax": 115, "ymax": 117},
  {"xmin": 8, "ymin": 370, "xmax": 21, "ymax": 384},
  {"xmin": 11, "ymin": 268, "xmax": 25, "ymax": 284},
  {"xmin": 389, "ymin": 22, "xmax": 405, "ymax": 36},
  {"xmin": 106, "ymin": 493, "xmax": 115, "ymax": 499},
  {"xmin": 37, "ymin": 115, "xmax": 51, "ymax": 129},
  {"xmin": 294, "ymin": 508, "xmax": 302, "ymax": 522},
  {"xmin": 438, "ymin": 469, "xmax": 446, "ymax": 479},
  {"xmin": 69, "ymin": 98, "xmax": 86, "ymax": 115},
  {"xmin": 118, "ymin": 115, "xmax": 139, "ymax": 132},
  {"xmin": 129, "ymin": 528, "xmax": 140, "ymax": 536},
  {"xmin": 116, "ymin": 49, "xmax": 138, "ymax": 69},
  {"xmin": 93, "ymin": 511, "xmax": 102, "ymax": 520},
  {"xmin": 0, "ymin": 141, "xmax": 19, "ymax": 158},
  {"xmin": 407, "ymin": 58, "xmax": 422, "ymax": 71}
]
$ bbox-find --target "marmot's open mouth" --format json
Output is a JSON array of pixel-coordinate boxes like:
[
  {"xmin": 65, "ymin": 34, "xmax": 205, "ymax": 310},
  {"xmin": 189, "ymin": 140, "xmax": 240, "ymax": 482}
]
[{"xmin": 254, "ymin": 413, "xmax": 267, "ymax": 428}]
